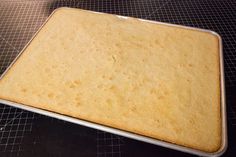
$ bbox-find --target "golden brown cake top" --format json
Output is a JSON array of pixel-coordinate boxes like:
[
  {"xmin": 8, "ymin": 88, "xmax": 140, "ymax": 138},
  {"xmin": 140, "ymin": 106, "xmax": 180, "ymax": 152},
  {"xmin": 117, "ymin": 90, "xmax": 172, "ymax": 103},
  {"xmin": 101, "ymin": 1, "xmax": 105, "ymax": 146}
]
[{"xmin": 0, "ymin": 8, "xmax": 221, "ymax": 152}]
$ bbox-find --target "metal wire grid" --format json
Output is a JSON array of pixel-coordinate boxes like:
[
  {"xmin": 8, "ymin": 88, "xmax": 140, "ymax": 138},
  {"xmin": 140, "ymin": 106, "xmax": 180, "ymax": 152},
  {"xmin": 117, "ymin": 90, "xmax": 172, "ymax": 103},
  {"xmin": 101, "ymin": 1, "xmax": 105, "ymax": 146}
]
[
  {"xmin": 97, "ymin": 131, "xmax": 124, "ymax": 157},
  {"xmin": 229, "ymin": 104, "xmax": 236, "ymax": 127},
  {"xmin": 0, "ymin": 105, "xmax": 35, "ymax": 156},
  {"xmin": 78, "ymin": 0, "xmax": 170, "ymax": 19},
  {"xmin": 0, "ymin": 0, "xmax": 235, "ymax": 157},
  {"xmin": 227, "ymin": 88, "xmax": 236, "ymax": 126},
  {"xmin": 0, "ymin": 1, "xmax": 49, "ymax": 74}
]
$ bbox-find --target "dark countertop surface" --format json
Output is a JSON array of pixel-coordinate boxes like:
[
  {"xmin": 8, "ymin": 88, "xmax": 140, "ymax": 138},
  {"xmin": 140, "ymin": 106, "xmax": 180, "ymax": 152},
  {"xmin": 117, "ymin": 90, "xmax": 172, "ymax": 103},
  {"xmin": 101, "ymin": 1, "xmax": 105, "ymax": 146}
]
[{"xmin": 0, "ymin": 0, "xmax": 235, "ymax": 157}]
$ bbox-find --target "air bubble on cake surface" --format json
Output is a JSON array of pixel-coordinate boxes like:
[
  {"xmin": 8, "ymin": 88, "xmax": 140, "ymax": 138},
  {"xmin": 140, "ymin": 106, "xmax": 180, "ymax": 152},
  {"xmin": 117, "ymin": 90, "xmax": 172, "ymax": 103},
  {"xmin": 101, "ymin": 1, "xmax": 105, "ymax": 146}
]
[
  {"xmin": 163, "ymin": 90, "xmax": 169, "ymax": 95},
  {"xmin": 127, "ymin": 75, "xmax": 132, "ymax": 80},
  {"xmin": 21, "ymin": 88, "xmax": 27, "ymax": 93},
  {"xmin": 73, "ymin": 80, "xmax": 80, "ymax": 85},
  {"xmin": 65, "ymin": 80, "xmax": 81, "ymax": 89},
  {"xmin": 154, "ymin": 39, "xmax": 159, "ymax": 45},
  {"xmin": 114, "ymin": 69, "xmax": 119, "ymax": 73},
  {"xmin": 44, "ymin": 68, "xmax": 50, "ymax": 73},
  {"xmin": 111, "ymin": 55, "xmax": 116, "ymax": 63},
  {"xmin": 105, "ymin": 31, "xmax": 111, "ymax": 36},
  {"xmin": 101, "ymin": 75, "xmax": 106, "ymax": 79},
  {"xmin": 55, "ymin": 95, "xmax": 61, "ymax": 99},
  {"xmin": 52, "ymin": 65, "xmax": 57, "ymax": 69},
  {"xmin": 116, "ymin": 50, "xmax": 122, "ymax": 55},
  {"xmin": 75, "ymin": 101, "xmax": 81, "ymax": 106},
  {"xmin": 48, "ymin": 93, "xmax": 54, "ymax": 98},
  {"xmin": 158, "ymin": 96, "xmax": 164, "ymax": 100},
  {"xmin": 60, "ymin": 42, "xmax": 69, "ymax": 50},
  {"xmin": 96, "ymin": 84, "xmax": 103, "ymax": 89},
  {"xmin": 127, "ymin": 103, "xmax": 135, "ymax": 111},
  {"xmin": 108, "ymin": 76, "xmax": 114, "ymax": 80},
  {"xmin": 32, "ymin": 90, "xmax": 38, "ymax": 95},
  {"xmin": 189, "ymin": 119, "xmax": 196, "ymax": 125},
  {"xmin": 109, "ymin": 85, "xmax": 116, "ymax": 90},
  {"xmin": 36, "ymin": 93, "xmax": 41, "ymax": 97},
  {"xmin": 150, "ymin": 88, "xmax": 157, "ymax": 94},
  {"xmin": 177, "ymin": 63, "xmax": 185, "ymax": 68},
  {"xmin": 69, "ymin": 84, "xmax": 76, "ymax": 89},
  {"xmin": 106, "ymin": 98, "xmax": 112, "ymax": 105},
  {"xmin": 69, "ymin": 36, "xmax": 74, "ymax": 41},
  {"xmin": 204, "ymin": 65, "xmax": 211, "ymax": 72},
  {"xmin": 131, "ymin": 85, "xmax": 138, "ymax": 92},
  {"xmin": 25, "ymin": 71, "xmax": 31, "ymax": 75},
  {"xmin": 115, "ymin": 43, "xmax": 121, "ymax": 47},
  {"xmin": 75, "ymin": 95, "xmax": 80, "ymax": 101},
  {"xmin": 64, "ymin": 81, "xmax": 70, "ymax": 86},
  {"xmin": 74, "ymin": 95, "xmax": 81, "ymax": 106},
  {"xmin": 154, "ymin": 119, "xmax": 160, "ymax": 123},
  {"xmin": 122, "ymin": 71, "xmax": 127, "ymax": 75}
]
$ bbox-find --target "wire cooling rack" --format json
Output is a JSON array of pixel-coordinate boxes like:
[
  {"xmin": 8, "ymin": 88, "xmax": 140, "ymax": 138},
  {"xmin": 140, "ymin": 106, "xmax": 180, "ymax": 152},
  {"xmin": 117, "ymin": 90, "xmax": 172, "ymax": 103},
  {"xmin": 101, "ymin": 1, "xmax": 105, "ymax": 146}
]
[{"xmin": 0, "ymin": 0, "xmax": 236, "ymax": 157}]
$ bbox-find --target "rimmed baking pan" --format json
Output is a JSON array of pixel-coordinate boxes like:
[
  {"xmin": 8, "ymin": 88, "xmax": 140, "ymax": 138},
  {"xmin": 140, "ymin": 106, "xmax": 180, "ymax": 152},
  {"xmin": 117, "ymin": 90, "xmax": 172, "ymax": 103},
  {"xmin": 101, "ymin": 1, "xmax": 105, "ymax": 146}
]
[{"xmin": 0, "ymin": 7, "xmax": 227, "ymax": 157}]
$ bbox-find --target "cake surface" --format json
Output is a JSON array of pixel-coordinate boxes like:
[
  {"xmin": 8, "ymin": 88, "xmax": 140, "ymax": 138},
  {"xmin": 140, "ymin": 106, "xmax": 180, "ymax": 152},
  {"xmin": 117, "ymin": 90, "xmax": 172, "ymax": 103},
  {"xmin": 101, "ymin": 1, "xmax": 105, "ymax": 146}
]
[{"xmin": 0, "ymin": 8, "xmax": 221, "ymax": 152}]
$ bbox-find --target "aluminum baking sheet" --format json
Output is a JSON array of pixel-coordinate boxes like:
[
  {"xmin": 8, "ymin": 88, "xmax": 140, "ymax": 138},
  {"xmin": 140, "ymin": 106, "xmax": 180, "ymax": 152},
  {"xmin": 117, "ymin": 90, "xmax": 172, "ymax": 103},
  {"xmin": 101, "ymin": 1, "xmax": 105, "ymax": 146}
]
[{"xmin": 0, "ymin": 7, "xmax": 227, "ymax": 157}]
